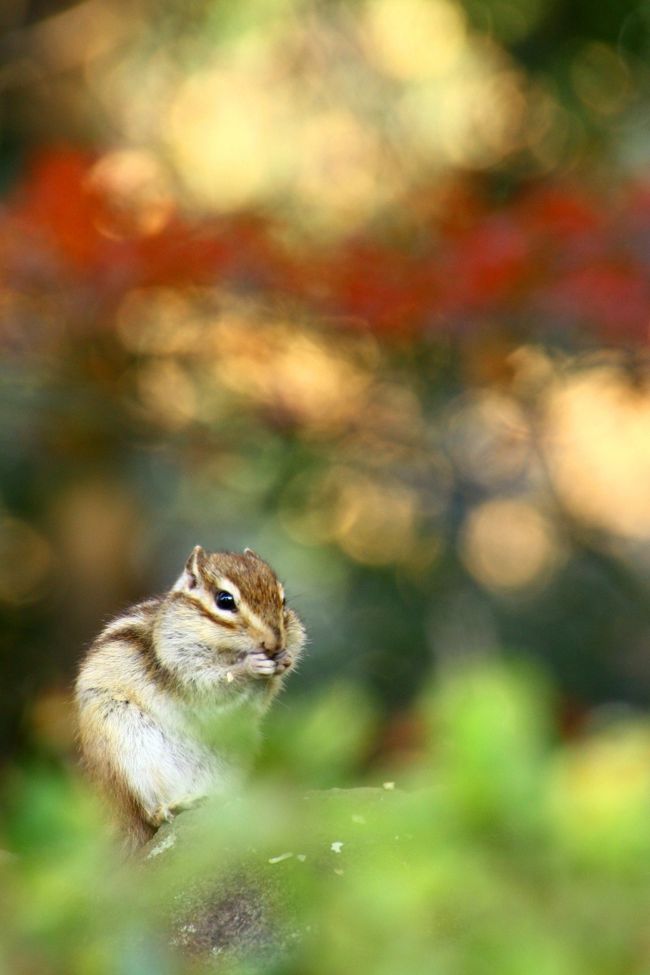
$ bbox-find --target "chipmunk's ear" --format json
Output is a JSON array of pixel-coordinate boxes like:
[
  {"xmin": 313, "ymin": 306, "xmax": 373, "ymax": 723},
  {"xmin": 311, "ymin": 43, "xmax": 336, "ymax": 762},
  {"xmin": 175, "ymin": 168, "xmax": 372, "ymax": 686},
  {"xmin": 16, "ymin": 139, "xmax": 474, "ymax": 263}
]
[
  {"xmin": 243, "ymin": 547, "xmax": 262, "ymax": 560},
  {"xmin": 173, "ymin": 545, "xmax": 206, "ymax": 592}
]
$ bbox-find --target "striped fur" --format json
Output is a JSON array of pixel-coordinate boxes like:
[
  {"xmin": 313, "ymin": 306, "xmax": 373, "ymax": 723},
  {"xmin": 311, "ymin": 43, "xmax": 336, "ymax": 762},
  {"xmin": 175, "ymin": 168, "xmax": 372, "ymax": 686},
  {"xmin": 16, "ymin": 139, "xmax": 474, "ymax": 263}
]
[{"xmin": 75, "ymin": 547, "xmax": 306, "ymax": 851}]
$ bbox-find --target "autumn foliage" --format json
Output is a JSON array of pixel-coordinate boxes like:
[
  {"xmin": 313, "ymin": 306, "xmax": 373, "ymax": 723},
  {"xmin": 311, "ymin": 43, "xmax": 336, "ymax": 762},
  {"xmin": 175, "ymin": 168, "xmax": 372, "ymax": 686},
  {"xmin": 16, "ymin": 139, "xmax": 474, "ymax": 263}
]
[{"xmin": 3, "ymin": 147, "xmax": 649, "ymax": 345}]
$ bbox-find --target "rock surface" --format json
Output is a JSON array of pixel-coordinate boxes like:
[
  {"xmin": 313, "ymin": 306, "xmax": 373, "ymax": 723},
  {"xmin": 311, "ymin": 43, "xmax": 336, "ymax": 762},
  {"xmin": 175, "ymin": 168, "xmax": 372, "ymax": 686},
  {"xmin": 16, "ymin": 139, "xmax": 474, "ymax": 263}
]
[{"xmin": 141, "ymin": 787, "xmax": 405, "ymax": 964}]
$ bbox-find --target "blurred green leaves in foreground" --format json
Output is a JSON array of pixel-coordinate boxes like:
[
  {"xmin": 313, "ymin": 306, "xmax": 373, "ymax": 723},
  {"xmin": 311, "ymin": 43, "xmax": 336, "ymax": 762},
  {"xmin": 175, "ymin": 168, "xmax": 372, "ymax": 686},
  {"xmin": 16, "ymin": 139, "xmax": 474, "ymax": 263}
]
[{"xmin": 2, "ymin": 661, "xmax": 650, "ymax": 975}]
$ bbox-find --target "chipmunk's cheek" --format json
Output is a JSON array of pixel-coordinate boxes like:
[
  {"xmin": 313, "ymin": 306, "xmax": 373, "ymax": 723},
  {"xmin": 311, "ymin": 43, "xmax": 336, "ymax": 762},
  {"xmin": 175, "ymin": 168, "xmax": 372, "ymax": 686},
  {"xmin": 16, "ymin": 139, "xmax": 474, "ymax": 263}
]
[
  {"xmin": 220, "ymin": 633, "xmax": 249, "ymax": 660},
  {"xmin": 230, "ymin": 632, "xmax": 260, "ymax": 659}
]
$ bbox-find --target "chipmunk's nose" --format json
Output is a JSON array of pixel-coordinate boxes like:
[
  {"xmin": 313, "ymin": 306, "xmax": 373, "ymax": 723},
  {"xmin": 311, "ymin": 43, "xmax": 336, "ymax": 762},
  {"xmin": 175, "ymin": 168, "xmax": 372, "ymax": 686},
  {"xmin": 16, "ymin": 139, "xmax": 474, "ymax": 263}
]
[{"xmin": 260, "ymin": 630, "xmax": 282, "ymax": 656}]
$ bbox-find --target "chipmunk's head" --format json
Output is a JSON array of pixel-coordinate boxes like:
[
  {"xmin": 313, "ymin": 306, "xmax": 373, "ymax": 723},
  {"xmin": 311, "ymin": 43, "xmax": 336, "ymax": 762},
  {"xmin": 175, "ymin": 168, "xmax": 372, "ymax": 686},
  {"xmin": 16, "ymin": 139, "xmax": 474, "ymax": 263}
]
[{"xmin": 157, "ymin": 546, "xmax": 304, "ymax": 686}]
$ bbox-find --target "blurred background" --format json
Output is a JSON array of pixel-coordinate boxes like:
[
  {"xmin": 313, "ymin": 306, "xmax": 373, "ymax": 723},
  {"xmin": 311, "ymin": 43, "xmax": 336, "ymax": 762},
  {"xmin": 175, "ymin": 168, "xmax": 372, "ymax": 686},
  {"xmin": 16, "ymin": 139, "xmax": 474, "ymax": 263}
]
[
  {"xmin": 1, "ymin": 0, "xmax": 650, "ymax": 769},
  {"xmin": 4, "ymin": 2, "xmax": 650, "ymax": 973}
]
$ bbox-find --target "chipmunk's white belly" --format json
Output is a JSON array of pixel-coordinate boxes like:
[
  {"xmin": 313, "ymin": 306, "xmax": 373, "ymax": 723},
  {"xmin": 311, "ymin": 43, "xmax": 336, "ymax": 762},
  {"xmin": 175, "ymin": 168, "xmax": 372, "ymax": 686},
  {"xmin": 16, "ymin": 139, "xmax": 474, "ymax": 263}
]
[{"xmin": 121, "ymin": 690, "xmax": 238, "ymax": 815}]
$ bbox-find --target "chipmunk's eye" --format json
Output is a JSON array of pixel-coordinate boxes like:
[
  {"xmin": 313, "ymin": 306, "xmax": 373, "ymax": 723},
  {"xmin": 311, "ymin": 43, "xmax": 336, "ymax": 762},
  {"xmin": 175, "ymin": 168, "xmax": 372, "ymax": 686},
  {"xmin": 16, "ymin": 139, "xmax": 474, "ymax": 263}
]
[{"xmin": 215, "ymin": 591, "xmax": 237, "ymax": 612}]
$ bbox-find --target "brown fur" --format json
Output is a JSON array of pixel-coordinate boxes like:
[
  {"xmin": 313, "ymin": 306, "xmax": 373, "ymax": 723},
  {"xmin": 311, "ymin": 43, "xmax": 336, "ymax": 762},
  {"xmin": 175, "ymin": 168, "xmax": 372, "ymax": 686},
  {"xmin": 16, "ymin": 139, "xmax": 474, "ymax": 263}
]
[{"xmin": 75, "ymin": 547, "xmax": 306, "ymax": 851}]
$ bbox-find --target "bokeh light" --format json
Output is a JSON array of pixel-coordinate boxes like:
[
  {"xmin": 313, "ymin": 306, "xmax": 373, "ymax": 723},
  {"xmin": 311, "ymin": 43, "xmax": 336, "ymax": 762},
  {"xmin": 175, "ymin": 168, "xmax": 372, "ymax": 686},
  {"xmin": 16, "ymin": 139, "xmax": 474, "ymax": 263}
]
[
  {"xmin": 460, "ymin": 497, "xmax": 562, "ymax": 594},
  {"xmin": 2, "ymin": 0, "xmax": 650, "ymax": 970}
]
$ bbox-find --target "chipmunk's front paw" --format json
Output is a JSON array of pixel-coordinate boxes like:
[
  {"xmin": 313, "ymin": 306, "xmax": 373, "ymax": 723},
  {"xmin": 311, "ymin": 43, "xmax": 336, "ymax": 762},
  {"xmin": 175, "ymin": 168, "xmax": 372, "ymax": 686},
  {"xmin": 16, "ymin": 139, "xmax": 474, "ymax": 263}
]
[
  {"xmin": 273, "ymin": 651, "xmax": 294, "ymax": 675},
  {"xmin": 245, "ymin": 651, "xmax": 277, "ymax": 678}
]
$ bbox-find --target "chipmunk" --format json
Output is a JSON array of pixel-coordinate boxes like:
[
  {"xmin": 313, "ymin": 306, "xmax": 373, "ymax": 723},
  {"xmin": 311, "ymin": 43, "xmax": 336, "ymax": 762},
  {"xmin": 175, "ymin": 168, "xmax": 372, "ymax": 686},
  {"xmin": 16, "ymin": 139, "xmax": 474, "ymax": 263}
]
[{"xmin": 75, "ymin": 546, "xmax": 305, "ymax": 849}]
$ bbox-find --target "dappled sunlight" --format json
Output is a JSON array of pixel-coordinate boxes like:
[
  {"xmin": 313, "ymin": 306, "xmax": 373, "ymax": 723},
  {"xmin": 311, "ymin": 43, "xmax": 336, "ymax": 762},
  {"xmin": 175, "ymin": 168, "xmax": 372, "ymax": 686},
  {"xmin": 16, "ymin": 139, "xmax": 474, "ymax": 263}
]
[
  {"xmin": 116, "ymin": 287, "xmax": 207, "ymax": 356},
  {"xmin": 208, "ymin": 316, "xmax": 377, "ymax": 435},
  {"xmin": 135, "ymin": 358, "xmax": 199, "ymax": 430},
  {"xmin": 10, "ymin": 0, "xmax": 632, "ymax": 233},
  {"xmin": 166, "ymin": 65, "xmax": 293, "ymax": 212},
  {"xmin": 460, "ymin": 497, "xmax": 563, "ymax": 594},
  {"xmin": 87, "ymin": 149, "xmax": 175, "ymax": 239},
  {"xmin": 544, "ymin": 366, "xmax": 650, "ymax": 539},
  {"xmin": 443, "ymin": 391, "xmax": 531, "ymax": 488},
  {"xmin": 363, "ymin": 0, "xmax": 467, "ymax": 81},
  {"xmin": 327, "ymin": 471, "xmax": 421, "ymax": 567}
]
